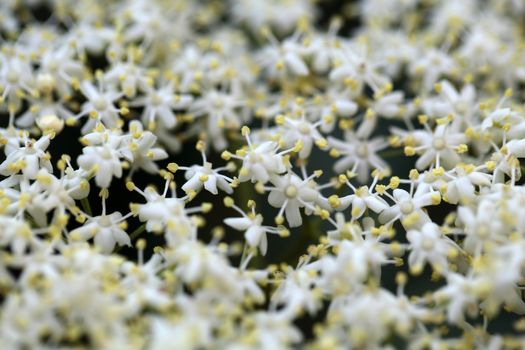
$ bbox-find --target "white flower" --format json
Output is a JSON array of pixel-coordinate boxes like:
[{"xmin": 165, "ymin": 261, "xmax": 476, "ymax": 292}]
[
  {"xmin": 328, "ymin": 131, "xmax": 388, "ymax": 182},
  {"xmin": 130, "ymin": 82, "xmax": 193, "ymax": 129},
  {"xmin": 70, "ymin": 211, "xmax": 131, "ymax": 253},
  {"xmin": 129, "ymin": 181, "xmax": 200, "ymax": 244},
  {"xmin": 37, "ymin": 44, "xmax": 83, "ymax": 96},
  {"xmin": 103, "ymin": 59, "xmax": 150, "ymax": 98},
  {"xmin": 271, "ymin": 264, "xmax": 323, "ymax": 318},
  {"xmin": 329, "ymin": 223, "xmax": 391, "ymax": 282},
  {"xmin": 16, "ymin": 98, "xmax": 73, "ymax": 130},
  {"xmin": 0, "ymin": 134, "xmax": 52, "ymax": 179},
  {"xmin": 434, "ymin": 272, "xmax": 485, "ymax": 324},
  {"xmin": 178, "ymin": 148, "xmax": 234, "ymax": 195},
  {"xmin": 0, "ymin": 53, "xmax": 34, "ymax": 120},
  {"xmin": 330, "ymin": 44, "xmax": 390, "ymax": 93},
  {"xmin": 422, "ymin": 80, "xmax": 477, "ymax": 122},
  {"xmin": 279, "ymin": 113, "xmax": 327, "ymax": 159},
  {"xmin": 444, "ymin": 164, "xmax": 492, "ymax": 204},
  {"xmin": 76, "ymin": 80, "xmax": 122, "ymax": 133},
  {"xmin": 258, "ymin": 31, "xmax": 309, "ymax": 77},
  {"xmin": 406, "ymin": 222, "xmax": 457, "ymax": 274},
  {"xmin": 410, "ymin": 48, "xmax": 455, "ymax": 92},
  {"xmin": 121, "ymin": 121, "xmax": 168, "ymax": 176},
  {"xmin": 371, "ymin": 91, "xmax": 404, "ymax": 119},
  {"xmin": 0, "ymin": 216, "xmax": 36, "ymax": 255},
  {"xmin": 227, "ymin": 129, "xmax": 287, "ymax": 183},
  {"xmin": 337, "ymin": 181, "xmax": 390, "ymax": 219},
  {"xmin": 379, "ymin": 186, "xmax": 440, "ymax": 229},
  {"xmin": 401, "ymin": 123, "xmax": 467, "ymax": 170},
  {"xmin": 266, "ymin": 171, "xmax": 322, "ymax": 227},
  {"xmin": 77, "ymin": 143, "xmax": 123, "ymax": 188},
  {"xmin": 457, "ymin": 199, "xmax": 507, "ymax": 254},
  {"xmin": 224, "ymin": 201, "xmax": 283, "ymax": 255}
]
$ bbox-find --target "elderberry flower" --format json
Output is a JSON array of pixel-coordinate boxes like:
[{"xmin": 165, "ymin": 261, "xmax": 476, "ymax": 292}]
[
  {"xmin": 0, "ymin": 133, "xmax": 52, "ymax": 180},
  {"xmin": 130, "ymin": 83, "xmax": 193, "ymax": 130},
  {"xmin": 224, "ymin": 199, "xmax": 284, "ymax": 255},
  {"xmin": 226, "ymin": 126, "xmax": 287, "ymax": 183},
  {"xmin": 69, "ymin": 192, "xmax": 131, "ymax": 253},
  {"xmin": 265, "ymin": 171, "xmax": 323, "ymax": 227},
  {"xmin": 121, "ymin": 121, "xmax": 168, "ymax": 176},
  {"xmin": 406, "ymin": 222, "xmax": 458, "ymax": 274},
  {"xmin": 77, "ymin": 140, "xmax": 124, "ymax": 189},
  {"xmin": 76, "ymin": 80, "xmax": 123, "ymax": 133}
]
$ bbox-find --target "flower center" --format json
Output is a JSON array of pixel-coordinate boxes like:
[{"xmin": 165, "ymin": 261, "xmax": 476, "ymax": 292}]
[
  {"xmin": 356, "ymin": 144, "xmax": 368, "ymax": 158},
  {"xmin": 285, "ymin": 185, "xmax": 298, "ymax": 198},
  {"xmin": 99, "ymin": 216, "xmax": 112, "ymax": 227},
  {"xmin": 456, "ymin": 102, "xmax": 468, "ymax": 114},
  {"xmin": 422, "ymin": 237, "xmax": 434, "ymax": 250},
  {"xmin": 101, "ymin": 148, "xmax": 113, "ymax": 159},
  {"xmin": 7, "ymin": 70, "xmax": 19, "ymax": 84},
  {"xmin": 48, "ymin": 60, "xmax": 58, "ymax": 72},
  {"xmin": 151, "ymin": 93, "xmax": 162, "ymax": 106},
  {"xmin": 432, "ymin": 137, "xmax": 446, "ymax": 150},
  {"xmin": 94, "ymin": 97, "xmax": 108, "ymax": 111},
  {"xmin": 477, "ymin": 226, "xmax": 489, "ymax": 238},
  {"xmin": 249, "ymin": 152, "xmax": 262, "ymax": 162},
  {"xmin": 213, "ymin": 97, "xmax": 224, "ymax": 108},
  {"xmin": 400, "ymin": 201, "xmax": 414, "ymax": 215},
  {"xmin": 298, "ymin": 121, "xmax": 310, "ymax": 135}
]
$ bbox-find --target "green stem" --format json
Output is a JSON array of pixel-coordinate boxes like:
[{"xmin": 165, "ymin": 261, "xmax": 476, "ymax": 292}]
[
  {"xmin": 80, "ymin": 197, "xmax": 92, "ymax": 216},
  {"xmin": 378, "ymin": 148, "xmax": 404, "ymax": 158},
  {"xmin": 115, "ymin": 224, "xmax": 146, "ymax": 253},
  {"xmin": 129, "ymin": 223, "xmax": 147, "ymax": 241}
]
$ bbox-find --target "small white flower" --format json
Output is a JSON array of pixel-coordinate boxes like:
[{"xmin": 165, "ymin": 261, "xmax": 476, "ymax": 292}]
[
  {"xmin": 130, "ymin": 82, "xmax": 193, "ymax": 129},
  {"xmin": 279, "ymin": 113, "xmax": 327, "ymax": 159},
  {"xmin": 0, "ymin": 134, "xmax": 52, "ymax": 180},
  {"xmin": 121, "ymin": 121, "xmax": 168, "ymax": 176},
  {"xmin": 379, "ymin": 186, "xmax": 440, "ymax": 229},
  {"xmin": 266, "ymin": 171, "xmax": 322, "ymax": 227},
  {"xmin": 70, "ymin": 212, "xmax": 131, "ymax": 253},
  {"xmin": 328, "ymin": 131, "xmax": 388, "ymax": 182},
  {"xmin": 77, "ymin": 137, "xmax": 124, "ymax": 189},
  {"xmin": 406, "ymin": 222, "xmax": 457, "ymax": 274},
  {"xmin": 224, "ymin": 201, "xmax": 283, "ymax": 256},
  {"xmin": 178, "ymin": 147, "xmax": 234, "ymax": 195},
  {"xmin": 76, "ymin": 80, "xmax": 122, "ymax": 133}
]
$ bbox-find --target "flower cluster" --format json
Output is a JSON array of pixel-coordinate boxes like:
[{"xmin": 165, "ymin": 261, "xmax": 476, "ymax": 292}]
[{"xmin": 1, "ymin": 0, "xmax": 525, "ymax": 348}]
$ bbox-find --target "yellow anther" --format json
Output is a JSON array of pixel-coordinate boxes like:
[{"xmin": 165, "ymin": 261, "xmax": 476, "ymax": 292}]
[
  {"xmin": 223, "ymin": 196, "xmax": 234, "ymax": 207},
  {"xmin": 275, "ymin": 114, "xmax": 285, "ymax": 125},
  {"xmin": 167, "ymin": 163, "xmax": 179, "ymax": 173},
  {"xmin": 201, "ymin": 203, "xmax": 213, "ymax": 213},
  {"xmin": 329, "ymin": 148, "xmax": 340, "ymax": 157},
  {"xmin": 315, "ymin": 138, "xmax": 328, "ymax": 148},
  {"xmin": 404, "ymin": 146, "xmax": 416, "ymax": 156},
  {"xmin": 293, "ymin": 140, "xmax": 304, "ymax": 153},
  {"xmin": 389, "ymin": 176, "xmax": 400, "ymax": 189},
  {"xmin": 456, "ymin": 144, "xmax": 468, "ymax": 154},
  {"xmin": 328, "ymin": 195, "xmax": 341, "ymax": 209},
  {"xmin": 375, "ymin": 184, "xmax": 386, "ymax": 195},
  {"xmin": 221, "ymin": 151, "xmax": 232, "ymax": 161},
  {"xmin": 126, "ymin": 181, "xmax": 135, "ymax": 191},
  {"xmin": 136, "ymin": 239, "xmax": 146, "ymax": 250},
  {"xmin": 418, "ymin": 114, "xmax": 428, "ymax": 125},
  {"xmin": 409, "ymin": 169, "xmax": 419, "ymax": 180},
  {"xmin": 431, "ymin": 193, "xmax": 441, "ymax": 205}
]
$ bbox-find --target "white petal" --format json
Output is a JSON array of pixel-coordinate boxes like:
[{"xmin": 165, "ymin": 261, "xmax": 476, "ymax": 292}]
[{"xmin": 224, "ymin": 217, "xmax": 252, "ymax": 231}]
